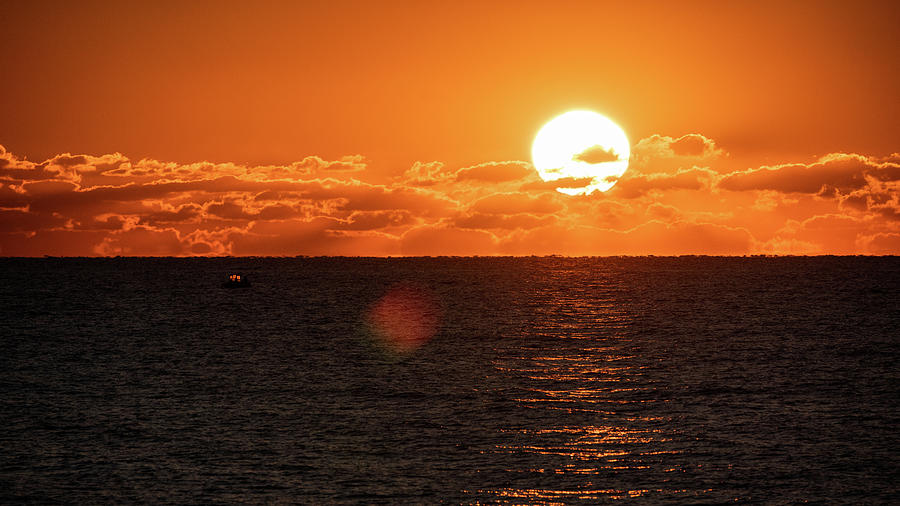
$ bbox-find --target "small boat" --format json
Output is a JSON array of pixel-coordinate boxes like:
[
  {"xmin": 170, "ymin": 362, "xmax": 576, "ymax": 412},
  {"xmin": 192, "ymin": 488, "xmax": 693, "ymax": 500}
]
[{"xmin": 223, "ymin": 273, "xmax": 251, "ymax": 288}]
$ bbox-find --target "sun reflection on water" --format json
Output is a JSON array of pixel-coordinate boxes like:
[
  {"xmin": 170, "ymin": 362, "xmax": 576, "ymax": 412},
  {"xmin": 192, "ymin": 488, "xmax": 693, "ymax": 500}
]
[
  {"xmin": 474, "ymin": 268, "xmax": 696, "ymax": 503},
  {"xmin": 482, "ymin": 487, "xmax": 714, "ymax": 502}
]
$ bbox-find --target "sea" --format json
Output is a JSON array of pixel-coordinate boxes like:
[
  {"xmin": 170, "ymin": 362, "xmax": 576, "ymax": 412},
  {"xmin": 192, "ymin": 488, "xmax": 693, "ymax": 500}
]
[{"xmin": 1, "ymin": 256, "xmax": 898, "ymax": 504}]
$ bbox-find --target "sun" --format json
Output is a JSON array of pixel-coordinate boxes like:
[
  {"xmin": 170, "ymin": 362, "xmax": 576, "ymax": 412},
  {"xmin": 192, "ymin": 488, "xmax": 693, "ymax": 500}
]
[{"xmin": 531, "ymin": 110, "xmax": 630, "ymax": 195}]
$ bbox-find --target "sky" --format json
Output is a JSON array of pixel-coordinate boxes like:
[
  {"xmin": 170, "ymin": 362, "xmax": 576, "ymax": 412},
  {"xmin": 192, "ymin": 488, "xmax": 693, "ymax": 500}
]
[{"xmin": 1, "ymin": 0, "xmax": 899, "ymax": 256}]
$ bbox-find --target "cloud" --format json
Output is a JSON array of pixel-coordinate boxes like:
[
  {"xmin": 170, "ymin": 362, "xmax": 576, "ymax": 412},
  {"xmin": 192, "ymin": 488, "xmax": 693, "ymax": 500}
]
[
  {"xmin": 22, "ymin": 180, "xmax": 79, "ymax": 196},
  {"xmin": 669, "ymin": 135, "xmax": 713, "ymax": 157},
  {"xmin": 630, "ymin": 134, "xmax": 725, "ymax": 174},
  {"xmin": 290, "ymin": 155, "xmax": 367, "ymax": 175},
  {"xmin": 471, "ymin": 192, "xmax": 563, "ymax": 215},
  {"xmin": 0, "ymin": 148, "xmax": 65, "ymax": 181},
  {"xmin": 611, "ymin": 168, "xmax": 715, "ymax": 198},
  {"xmin": 2, "ymin": 141, "xmax": 898, "ymax": 256},
  {"xmin": 454, "ymin": 161, "xmax": 534, "ymax": 183},
  {"xmin": 325, "ymin": 185, "xmax": 457, "ymax": 215},
  {"xmin": 94, "ymin": 226, "xmax": 187, "ymax": 256},
  {"xmin": 837, "ymin": 179, "xmax": 900, "ymax": 220},
  {"xmin": 770, "ymin": 214, "xmax": 868, "ymax": 254},
  {"xmin": 0, "ymin": 209, "xmax": 68, "ymax": 232},
  {"xmin": 718, "ymin": 153, "xmax": 900, "ymax": 195},
  {"xmin": 206, "ymin": 201, "xmax": 254, "ymax": 220},
  {"xmin": 572, "ymin": 145, "xmax": 620, "ymax": 164},
  {"xmin": 646, "ymin": 202, "xmax": 680, "ymax": 220},
  {"xmin": 454, "ymin": 212, "xmax": 556, "ymax": 230},
  {"xmin": 860, "ymin": 232, "xmax": 900, "ymax": 255},
  {"xmin": 519, "ymin": 176, "xmax": 596, "ymax": 191},
  {"xmin": 340, "ymin": 210, "xmax": 416, "ymax": 231},
  {"xmin": 399, "ymin": 161, "xmax": 450, "ymax": 186}
]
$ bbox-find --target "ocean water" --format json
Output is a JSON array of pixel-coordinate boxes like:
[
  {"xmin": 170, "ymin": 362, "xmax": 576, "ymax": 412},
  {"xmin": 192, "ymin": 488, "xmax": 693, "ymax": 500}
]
[{"xmin": 1, "ymin": 257, "xmax": 898, "ymax": 504}]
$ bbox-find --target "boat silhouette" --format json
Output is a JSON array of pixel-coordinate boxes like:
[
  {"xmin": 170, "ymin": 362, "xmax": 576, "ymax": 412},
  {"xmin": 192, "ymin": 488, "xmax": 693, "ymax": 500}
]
[{"xmin": 222, "ymin": 273, "xmax": 251, "ymax": 288}]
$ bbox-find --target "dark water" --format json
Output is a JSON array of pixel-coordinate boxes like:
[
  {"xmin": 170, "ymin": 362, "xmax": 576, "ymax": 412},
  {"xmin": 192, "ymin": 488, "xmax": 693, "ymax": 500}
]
[{"xmin": 2, "ymin": 257, "xmax": 898, "ymax": 504}]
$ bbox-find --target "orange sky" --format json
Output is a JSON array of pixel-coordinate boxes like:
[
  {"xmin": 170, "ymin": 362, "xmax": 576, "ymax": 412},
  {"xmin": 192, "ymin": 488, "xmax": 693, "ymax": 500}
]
[{"xmin": 1, "ymin": 1, "xmax": 899, "ymax": 256}]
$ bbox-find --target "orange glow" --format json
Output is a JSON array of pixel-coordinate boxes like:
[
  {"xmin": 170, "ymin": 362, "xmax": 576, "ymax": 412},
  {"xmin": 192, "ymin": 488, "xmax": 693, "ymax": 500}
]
[{"xmin": 1, "ymin": 2, "xmax": 899, "ymax": 256}]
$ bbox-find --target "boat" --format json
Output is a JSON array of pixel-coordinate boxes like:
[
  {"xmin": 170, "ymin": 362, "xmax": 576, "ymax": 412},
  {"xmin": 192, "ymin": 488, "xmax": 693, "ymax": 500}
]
[{"xmin": 223, "ymin": 273, "xmax": 251, "ymax": 288}]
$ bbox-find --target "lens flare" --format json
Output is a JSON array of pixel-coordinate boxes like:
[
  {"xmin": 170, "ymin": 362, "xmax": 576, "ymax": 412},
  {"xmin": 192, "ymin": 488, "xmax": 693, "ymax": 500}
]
[{"xmin": 366, "ymin": 284, "xmax": 440, "ymax": 353}]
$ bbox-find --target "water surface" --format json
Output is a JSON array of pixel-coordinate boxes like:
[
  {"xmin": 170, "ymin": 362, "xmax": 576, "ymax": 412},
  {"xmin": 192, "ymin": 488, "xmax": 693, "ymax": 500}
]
[{"xmin": 2, "ymin": 257, "xmax": 898, "ymax": 503}]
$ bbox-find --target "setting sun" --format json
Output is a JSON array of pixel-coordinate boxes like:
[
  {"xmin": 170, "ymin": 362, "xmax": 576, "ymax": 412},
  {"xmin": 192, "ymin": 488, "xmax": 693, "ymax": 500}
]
[{"xmin": 532, "ymin": 110, "xmax": 631, "ymax": 195}]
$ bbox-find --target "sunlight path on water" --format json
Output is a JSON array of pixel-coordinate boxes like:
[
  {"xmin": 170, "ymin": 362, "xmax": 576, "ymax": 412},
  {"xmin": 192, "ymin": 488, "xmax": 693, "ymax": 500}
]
[{"xmin": 471, "ymin": 264, "xmax": 709, "ymax": 503}]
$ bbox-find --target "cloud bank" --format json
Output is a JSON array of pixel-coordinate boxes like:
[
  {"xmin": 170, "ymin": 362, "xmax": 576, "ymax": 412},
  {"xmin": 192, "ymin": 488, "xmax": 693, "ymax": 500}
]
[{"xmin": 1, "ymin": 138, "xmax": 898, "ymax": 256}]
